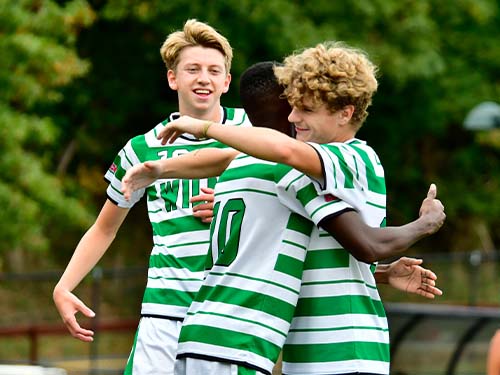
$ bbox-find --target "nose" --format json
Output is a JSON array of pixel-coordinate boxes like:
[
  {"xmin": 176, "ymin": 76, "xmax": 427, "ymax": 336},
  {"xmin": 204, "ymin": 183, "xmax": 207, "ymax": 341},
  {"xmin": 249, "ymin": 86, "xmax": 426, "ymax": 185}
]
[
  {"xmin": 197, "ymin": 68, "xmax": 210, "ymax": 84},
  {"xmin": 288, "ymin": 107, "xmax": 299, "ymax": 123}
]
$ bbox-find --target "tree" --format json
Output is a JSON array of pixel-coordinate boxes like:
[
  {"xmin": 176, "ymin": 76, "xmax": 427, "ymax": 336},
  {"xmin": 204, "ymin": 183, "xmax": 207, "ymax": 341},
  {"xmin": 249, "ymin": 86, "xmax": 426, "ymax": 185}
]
[{"xmin": 0, "ymin": 0, "xmax": 96, "ymax": 268}]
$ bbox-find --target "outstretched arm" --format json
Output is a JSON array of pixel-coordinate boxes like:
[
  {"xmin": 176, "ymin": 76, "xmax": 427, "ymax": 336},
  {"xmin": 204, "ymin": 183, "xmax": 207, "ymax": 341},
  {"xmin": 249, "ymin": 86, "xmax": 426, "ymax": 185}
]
[
  {"xmin": 121, "ymin": 148, "xmax": 238, "ymax": 201},
  {"xmin": 319, "ymin": 184, "xmax": 445, "ymax": 263},
  {"xmin": 157, "ymin": 115, "xmax": 323, "ymax": 179},
  {"xmin": 53, "ymin": 200, "xmax": 129, "ymax": 341},
  {"xmin": 374, "ymin": 257, "xmax": 443, "ymax": 299}
]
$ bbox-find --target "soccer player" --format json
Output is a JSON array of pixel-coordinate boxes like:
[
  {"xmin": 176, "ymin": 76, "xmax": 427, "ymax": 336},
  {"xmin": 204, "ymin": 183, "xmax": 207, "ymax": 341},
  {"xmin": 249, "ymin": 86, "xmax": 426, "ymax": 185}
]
[
  {"xmin": 155, "ymin": 43, "xmax": 446, "ymax": 374},
  {"xmin": 122, "ymin": 57, "xmax": 444, "ymax": 374},
  {"xmin": 52, "ymin": 19, "xmax": 251, "ymax": 375}
]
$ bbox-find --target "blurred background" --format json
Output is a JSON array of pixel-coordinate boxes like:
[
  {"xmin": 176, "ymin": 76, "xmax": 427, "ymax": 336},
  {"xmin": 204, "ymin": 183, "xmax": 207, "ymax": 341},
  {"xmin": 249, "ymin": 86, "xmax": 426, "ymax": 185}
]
[{"xmin": 0, "ymin": 0, "xmax": 499, "ymax": 374}]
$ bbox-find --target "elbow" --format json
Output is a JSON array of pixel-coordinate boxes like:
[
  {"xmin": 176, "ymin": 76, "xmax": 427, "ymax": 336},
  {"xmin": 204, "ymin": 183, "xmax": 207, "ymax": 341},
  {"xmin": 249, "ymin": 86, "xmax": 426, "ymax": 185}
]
[{"xmin": 350, "ymin": 243, "xmax": 386, "ymax": 264}]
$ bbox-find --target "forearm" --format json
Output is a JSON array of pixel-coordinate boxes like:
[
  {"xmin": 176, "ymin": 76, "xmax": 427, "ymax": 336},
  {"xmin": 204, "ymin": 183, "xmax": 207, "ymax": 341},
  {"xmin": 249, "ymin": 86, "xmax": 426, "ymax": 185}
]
[
  {"xmin": 159, "ymin": 148, "xmax": 237, "ymax": 179},
  {"xmin": 205, "ymin": 124, "xmax": 322, "ymax": 178},
  {"xmin": 320, "ymin": 211, "xmax": 435, "ymax": 264},
  {"xmin": 54, "ymin": 225, "xmax": 115, "ymax": 293}
]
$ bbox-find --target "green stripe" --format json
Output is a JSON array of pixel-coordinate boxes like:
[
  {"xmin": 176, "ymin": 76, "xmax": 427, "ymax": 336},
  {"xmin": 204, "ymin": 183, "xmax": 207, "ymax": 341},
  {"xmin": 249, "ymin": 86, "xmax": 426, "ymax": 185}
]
[
  {"xmin": 220, "ymin": 163, "xmax": 275, "ymax": 182},
  {"xmin": 304, "ymin": 248, "xmax": 350, "ymax": 270},
  {"xmin": 286, "ymin": 213, "xmax": 314, "ymax": 236},
  {"xmin": 296, "ymin": 183, "xmax": 319, "ymax": 206},
  {"xmin": 323, "ymin": 145, "xmax": 354, "ymax": 189},
  {"xmin": 350, "ymin": 143, "xmax": 386, "ymax": 194},
  {"xmin": 283, "ymin": 341, "xmax": 390, "ymax": 363},
  {"xmin": 150, "ymin": 215, "xmax": 209, "ymax": 236},
  {"xmin": 274, "ymin": 254, "xmax": 305, "ymax": 279},
  {"xmin": 187, "ymin": 310, "xmax": 285, "ymax": 337},
  {"xmin": 179, "ymin": 324, "xmax": 281, "ymax": 366},
  {"xmin": 142, "ymin": 287, "xmax": 196, "ymax": 307},
  {"xmin": 226, "ymin": 107, "xmax": 235, "ymax": 120},
  {"xmin": 294, "ymin": 294, "xmax": 386, "ymax": 317},
  {"xmin": 367, "ymin": 200, "xmax": 386, "ymax": 209},
  {"xmin": 194, "ymin": 283, "xmax": 297, "ymax": 320},
  {"xmin": 149, "ymin": 253, "xmax": 207, "ymax": 271}
]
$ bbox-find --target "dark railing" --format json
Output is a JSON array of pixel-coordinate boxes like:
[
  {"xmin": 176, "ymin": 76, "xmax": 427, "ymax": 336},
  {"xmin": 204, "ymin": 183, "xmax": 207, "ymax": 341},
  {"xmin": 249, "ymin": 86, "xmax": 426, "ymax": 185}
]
[{"xmin": 1, "ymin": 250, "xmax": 499, "ymax": 374}]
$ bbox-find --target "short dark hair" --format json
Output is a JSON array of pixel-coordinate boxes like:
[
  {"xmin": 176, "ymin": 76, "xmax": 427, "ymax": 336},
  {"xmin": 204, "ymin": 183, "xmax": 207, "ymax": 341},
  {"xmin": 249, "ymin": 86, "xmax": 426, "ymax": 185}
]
[{"xmin": 239, "ymin": 61, "xmax": 293, "ymax": 136}]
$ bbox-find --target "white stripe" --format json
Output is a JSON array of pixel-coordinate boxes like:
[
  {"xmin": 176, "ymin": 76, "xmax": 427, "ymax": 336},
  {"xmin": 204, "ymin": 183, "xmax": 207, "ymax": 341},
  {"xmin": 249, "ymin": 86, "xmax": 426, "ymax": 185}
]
[
  {"xmin": 282, "ymin": 359, "xmax": 389, "ymax": 375},
  {"xmin": 183, "ymin": 308, "xmax": 288, "ymax": 345},
  {"xmin": 146, "ymin": 275, "xmax": 203, "ymax": 292},
  {"xmin": 286, "ymin": 326, "xmax": 389, "ymax": 344},
  {"xmin": 290, "ymin": 313, "xmax": 389, "ymax": 330},
  {"xmin": 202, "ymin": 272, "xmax": 300, "ymax": 304},
  {"xmin": 298, "ymin": 281, "xmax": 382, "ymax": 300}
]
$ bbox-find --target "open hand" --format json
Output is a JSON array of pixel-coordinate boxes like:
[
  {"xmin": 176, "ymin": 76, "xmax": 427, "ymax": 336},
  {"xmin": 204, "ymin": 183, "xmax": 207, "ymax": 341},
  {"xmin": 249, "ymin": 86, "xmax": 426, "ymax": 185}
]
[
  {"xmin": 157, "ymin": 115, "xmax": 212, "ymax": 144},
  {"xmin": 53, "ymin": 288, "xmax": 95, "ymax": 342},
  {"xmin": 386, "ymin": 257, "xmax": 443, "ymax": 299},
  {"xmin": 121, "ymin": 161, "xmax": 163, "ymax": 201}
]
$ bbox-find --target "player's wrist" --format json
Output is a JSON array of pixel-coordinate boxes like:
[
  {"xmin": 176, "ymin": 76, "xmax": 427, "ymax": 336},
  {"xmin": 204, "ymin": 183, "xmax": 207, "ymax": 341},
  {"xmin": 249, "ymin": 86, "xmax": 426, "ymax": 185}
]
[{"xmin": 200, "ymin": 121, "xmax": 213, "ymax": 140}]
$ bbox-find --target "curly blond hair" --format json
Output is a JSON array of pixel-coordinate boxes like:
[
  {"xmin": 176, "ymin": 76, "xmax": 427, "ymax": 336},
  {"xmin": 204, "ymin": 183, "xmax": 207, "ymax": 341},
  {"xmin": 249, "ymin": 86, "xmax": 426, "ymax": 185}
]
[
  {"xmin": 160, "ymin": 19, "xmax": 233, "ymax": 74},
  {"xmin": 274, "ymin": 42, "xmax": 378, "ymax": 130}
]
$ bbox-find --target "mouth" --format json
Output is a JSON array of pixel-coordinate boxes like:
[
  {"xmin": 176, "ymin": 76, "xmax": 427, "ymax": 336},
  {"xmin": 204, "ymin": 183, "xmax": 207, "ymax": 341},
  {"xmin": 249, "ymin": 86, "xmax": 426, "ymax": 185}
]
[{"xmin": 194, "ymin": 89, "xmax": 211, "ymax": 97}]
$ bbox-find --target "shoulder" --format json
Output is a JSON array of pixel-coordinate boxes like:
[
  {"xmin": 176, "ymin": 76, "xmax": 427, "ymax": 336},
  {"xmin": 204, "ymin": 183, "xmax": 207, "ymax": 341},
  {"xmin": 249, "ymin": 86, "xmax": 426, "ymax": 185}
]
[{"xmin": 223, "ymin": 107, "xmax": 252, "ymax": 127}]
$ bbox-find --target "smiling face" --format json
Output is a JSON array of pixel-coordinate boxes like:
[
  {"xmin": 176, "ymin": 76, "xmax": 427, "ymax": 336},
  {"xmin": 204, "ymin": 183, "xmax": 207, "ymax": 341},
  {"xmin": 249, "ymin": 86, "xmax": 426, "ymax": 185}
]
[
  {"xmin": 167, "ymin": 46, "xmax": 231, "ymax": 121},
  {"xmin": 288, "ymin": 100, "xmax": 355, "ymax": 144}
]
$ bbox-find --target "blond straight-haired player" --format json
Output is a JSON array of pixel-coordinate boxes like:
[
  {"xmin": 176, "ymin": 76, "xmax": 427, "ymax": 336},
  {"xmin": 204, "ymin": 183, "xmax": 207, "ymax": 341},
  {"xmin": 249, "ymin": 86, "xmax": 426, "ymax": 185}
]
[{"xmin": 53, "ymin": 19, "xmax": 251, "ymax": 375}]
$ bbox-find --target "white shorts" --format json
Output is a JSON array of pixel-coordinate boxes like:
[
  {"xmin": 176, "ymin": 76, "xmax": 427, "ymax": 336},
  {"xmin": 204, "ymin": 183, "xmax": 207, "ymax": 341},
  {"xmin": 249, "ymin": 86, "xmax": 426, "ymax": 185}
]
[
  {"xmin": 174, "ymin": 357, "xmax": 268, "ymax": 375},
  {"xmin": 124, "ymin": 317, "xmax": 182, "ymax": 375}
]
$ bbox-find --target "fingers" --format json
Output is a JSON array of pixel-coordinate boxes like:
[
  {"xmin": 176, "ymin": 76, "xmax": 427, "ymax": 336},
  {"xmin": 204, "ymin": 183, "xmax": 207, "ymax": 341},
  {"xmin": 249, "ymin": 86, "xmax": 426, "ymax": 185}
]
[
  {"xmin": 417, "ymin": 283, "xmax": 443, "ymax": 299},
  {"xmin": 199, "ymin": 187, "xmax": 215, "ymax": 196},
  {"xmin": 427, "ymin": 183, "xmax": 437, "ymax": 199},
  {"xmin": 192, "ymin": 209, "xmax": 214, "ymax": 223},
  {"xmin": 400, "ymin": 257, "xmax": 423, "ymax": 266},
  {"xmin": 421, "ymin": 268, "xmax": 437, "ymax": 281},
  {"xmin": 65, "ymin": 315, "xmax": 95, "ymax": 342}
]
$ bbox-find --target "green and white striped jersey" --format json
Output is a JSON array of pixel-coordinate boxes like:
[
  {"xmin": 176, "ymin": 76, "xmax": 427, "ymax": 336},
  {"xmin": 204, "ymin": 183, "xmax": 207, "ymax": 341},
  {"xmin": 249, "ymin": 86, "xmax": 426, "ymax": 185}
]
[
  {"xmin": 176, "ymin": 154, "xmax": 354, "ymax": 375},
  {"xmin": 283, "ymin": 138, "xmax": 389, "ymax": 375},
  {"xmin": 104, "ymin": 107, "xmax": 251, "ymax": 319}
]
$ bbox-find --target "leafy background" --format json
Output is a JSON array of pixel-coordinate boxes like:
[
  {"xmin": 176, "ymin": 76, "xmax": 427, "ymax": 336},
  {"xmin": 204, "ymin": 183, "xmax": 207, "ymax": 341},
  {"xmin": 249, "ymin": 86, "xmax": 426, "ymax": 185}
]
[{"xmin": 0, "ymin": 0, "xmax": 498, "ymax": 288}]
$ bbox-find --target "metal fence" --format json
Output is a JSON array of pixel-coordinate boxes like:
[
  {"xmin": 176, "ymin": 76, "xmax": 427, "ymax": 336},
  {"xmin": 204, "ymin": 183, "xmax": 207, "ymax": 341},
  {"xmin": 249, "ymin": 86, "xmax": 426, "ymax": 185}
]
[{"xmin": 1, "ymin": 250, "xmax": 499, "ymax": 374}]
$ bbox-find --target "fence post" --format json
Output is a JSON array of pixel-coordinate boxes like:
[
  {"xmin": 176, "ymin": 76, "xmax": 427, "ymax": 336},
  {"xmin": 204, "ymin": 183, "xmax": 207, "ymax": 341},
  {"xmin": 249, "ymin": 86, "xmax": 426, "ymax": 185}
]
[
  {"xmin": 90, "ymin": 266, "xmax": 102, "ymax": 374},
  {"xmin": 468, "ymin": 250, "xmax": 482, "ymax": 306}
]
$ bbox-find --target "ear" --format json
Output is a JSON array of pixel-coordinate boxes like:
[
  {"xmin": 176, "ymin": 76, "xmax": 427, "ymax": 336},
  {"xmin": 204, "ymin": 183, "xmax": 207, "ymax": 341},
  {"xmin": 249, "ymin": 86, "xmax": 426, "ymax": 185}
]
[
  {"xmin": 221, "ymin": 73, "xmax": 231, "ymax": 94},
  {"xmin": 340, "ymin": 105, "xmax": 355, "ymax": 125},
  {"xmin": 167, "ymin": 70, "xmax": 177, "ymax": 90}
]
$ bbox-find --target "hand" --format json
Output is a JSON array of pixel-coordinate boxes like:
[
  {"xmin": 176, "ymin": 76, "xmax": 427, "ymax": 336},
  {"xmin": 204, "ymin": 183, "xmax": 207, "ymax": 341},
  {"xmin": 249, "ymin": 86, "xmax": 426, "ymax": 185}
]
[
  {"xmin": 157, "ymin": 115, "xmax": 212, "ymax": 144},
  {"xmin": 191, "ymin": 187, "xmax": 215, "ymax": 223},
  {"xmin": 53, "ymin": 288, "xmax": 95, "ymax": 342},
  {"xmin": 386, "ymin": 257, "xmax": 443, "ymax": 299},
  {"xmin": 121, "ymin": 161, "xmax": 163, "ymax": 201},
  {"xmin": 419, "ymin": 183, "xmax": 446, "ymax": 234}
]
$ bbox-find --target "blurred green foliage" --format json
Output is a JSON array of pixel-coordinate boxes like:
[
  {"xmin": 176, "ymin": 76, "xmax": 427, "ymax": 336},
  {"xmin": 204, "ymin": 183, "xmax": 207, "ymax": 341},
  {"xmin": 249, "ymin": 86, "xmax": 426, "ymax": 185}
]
[{"xmin": 0, "ymin": 0, "xmax": 498, "ymax": 269}]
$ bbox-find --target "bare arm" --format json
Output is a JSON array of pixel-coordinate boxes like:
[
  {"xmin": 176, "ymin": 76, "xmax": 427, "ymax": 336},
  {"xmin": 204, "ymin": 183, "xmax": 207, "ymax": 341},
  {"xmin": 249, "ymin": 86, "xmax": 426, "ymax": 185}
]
[
  {"xmin": 121, "ymin": 148, "xmax": 238, "ymax": 200},
  {"xmin": 53, "ymin": 200, "xmax": 129, "ymax": 341},
  {"xmin": 157, "ymin": 116, "xmax": 323, "ymax": 179},
  {"xmin": 319, "ymin": 184, "xmax": 445, "ymax": 263},
  {"xmin": 488, "ymin": 330, "xmax": 500, "ymax": 375}
]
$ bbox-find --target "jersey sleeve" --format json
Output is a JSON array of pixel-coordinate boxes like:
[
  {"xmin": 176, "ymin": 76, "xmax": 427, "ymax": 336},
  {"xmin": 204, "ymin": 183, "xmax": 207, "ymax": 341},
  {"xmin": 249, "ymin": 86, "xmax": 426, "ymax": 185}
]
[
  {"xmin": 275, "ymin": 164, "xmax": 355, "ymax": 226},
  {"xmin": 307, "ymin": 141, "xmax": 386, "ymax": 228},
  {"xmin": 104, "ymin": 139, "xmax": 145, "ymax": 208}
]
